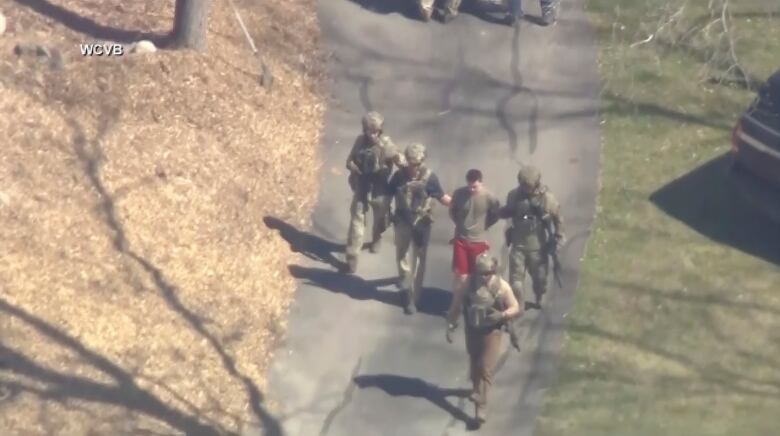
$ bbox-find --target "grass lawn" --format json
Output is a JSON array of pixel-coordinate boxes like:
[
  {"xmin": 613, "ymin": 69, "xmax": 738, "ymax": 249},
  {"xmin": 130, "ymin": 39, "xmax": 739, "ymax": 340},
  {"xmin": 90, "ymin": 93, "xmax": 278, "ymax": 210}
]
[{"xmin": 537, "ymin": 1, "xmax": 780, "ymax": 435}]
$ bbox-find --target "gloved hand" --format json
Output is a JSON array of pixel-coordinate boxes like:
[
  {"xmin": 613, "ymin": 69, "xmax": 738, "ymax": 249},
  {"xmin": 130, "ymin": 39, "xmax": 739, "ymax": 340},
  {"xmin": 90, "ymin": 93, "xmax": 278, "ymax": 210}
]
[
  {"xmin": 484, "ymin": 309, "xmax": 506, "ymax": 327},
  {"xmin": 347, "ymin": 161, "xmax": 362, "ymax": 175},
  {"xmin": 555, "ymin": 233, "xmax": 566, "ymax": 250}
]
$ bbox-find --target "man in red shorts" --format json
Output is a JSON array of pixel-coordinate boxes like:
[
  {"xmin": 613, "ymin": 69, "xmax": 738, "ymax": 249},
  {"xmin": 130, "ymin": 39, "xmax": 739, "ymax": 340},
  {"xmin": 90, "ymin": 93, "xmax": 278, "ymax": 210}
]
[{"xmin": 445, "ymin": 169, "xmax": 501, "ymax": 326}]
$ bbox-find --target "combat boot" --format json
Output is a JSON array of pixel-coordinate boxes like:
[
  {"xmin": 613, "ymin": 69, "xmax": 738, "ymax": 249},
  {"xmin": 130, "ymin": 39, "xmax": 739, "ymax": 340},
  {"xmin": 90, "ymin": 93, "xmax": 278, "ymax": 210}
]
[
  {"xmin": 475, "ymin": 403, "xmax": 486, "ymax": 425},
  {"xmin": 369, "ymin": 238, "xmax": 381, "ymax": 253},
  {"xmin": 541, "ymin": 4, "xmax": 556, "ymax": 26},
  {"xmin": 404, "ymin": 290, "xmax": 417, "ymax": 314},
  {"xmin": 418, "ymin": 3, "xmax": 433, "ymax": 21},
  {"xmin": 534, "ymin": 291, "xmax": 543, "ymax": 307},
  {"xmin": 343, "ymin": 254, "xmax": 357, "ymax": 274},
  {"xmin": 439, "ymin": 9, "xmax": 457, "ymax": 24},
  {"xmin": 502, "ymin": 11, "xmax": 523, "ymax": 26}
]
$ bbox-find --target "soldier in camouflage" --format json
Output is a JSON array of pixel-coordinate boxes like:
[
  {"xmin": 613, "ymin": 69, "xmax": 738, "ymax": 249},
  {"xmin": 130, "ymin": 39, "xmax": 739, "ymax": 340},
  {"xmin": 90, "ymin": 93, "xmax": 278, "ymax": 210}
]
[
  {"xmin": 446, "ymin": 251, "xmax": 521, "ymax": 426},
  {"xmin": 343, "ymin": 112, "xmax": 405, "ymax": 274},
  {"xmin": 499, "ymin": 164, "xmax": 565, "ymax": 310},
  {"xmin": 388, "ymin": 143, "xmax": 451, "ymax": 314}
]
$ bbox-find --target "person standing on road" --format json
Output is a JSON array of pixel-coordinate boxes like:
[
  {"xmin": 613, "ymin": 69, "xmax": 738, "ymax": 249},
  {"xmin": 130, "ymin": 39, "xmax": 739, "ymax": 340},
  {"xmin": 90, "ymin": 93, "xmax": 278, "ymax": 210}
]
[
  {"xmin": 499, "ymin": 164, "xmax": 565, "ymax": 310},
  {"xmin": 389, "ymin": 143, "xmax": 451, "ymax": 314},
  {"xmin": 343, "ymin": 111, "xmax": 405, "ymax": 274},
  {"xmin": 446, "ymin": 169, "xmax": 501, "ymax": 331},
  {"xmin": 446, "ymin": 251, "xmax": 521, "ymax": 426},
  {"xmin": 504, "ymin": 0, "xmax": 557, "ymax": 26}
]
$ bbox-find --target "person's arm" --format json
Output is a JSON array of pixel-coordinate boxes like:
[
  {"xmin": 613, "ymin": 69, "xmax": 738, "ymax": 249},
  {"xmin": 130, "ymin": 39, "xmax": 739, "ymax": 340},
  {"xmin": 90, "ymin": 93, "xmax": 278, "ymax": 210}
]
[
  {"xmin": 499, "ymin": 279, "xmax": 522, "ymax": 319},
  {"xmin": 427, "ymin": 173, "xmax": 452, "ymax": 206},
  {"xmin": 346, "ymin": 136, "xmax": 362, "ymax": 174},
  {"xmin": 486, "ymin": 193, "xmax": 501, "ymax": 229},
  {"xmin": 543, "ymin": 191, "xmax": 566, "ymax": 244},
  {"xmin": 448, "ymin": 188, "xmax": 461, "ymax": 223},
  {"xmin": 446, "ymin": 282, "xmax": 465, "ymax": 327},
  {"xmin": 499, "ymin": 190, "xmax": 515, "ymax": 219},
  {"xmin": 381, "ymin": 135, "xmax": 401, "ymax": 167},
  {"xmin": 387, "ymin": 172, "xmax": 399, "ymax": 197}
]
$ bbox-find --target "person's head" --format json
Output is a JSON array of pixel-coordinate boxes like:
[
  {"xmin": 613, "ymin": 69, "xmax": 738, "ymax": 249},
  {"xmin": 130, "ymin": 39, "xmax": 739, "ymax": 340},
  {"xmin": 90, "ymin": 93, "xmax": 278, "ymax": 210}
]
[
  {"xmin": 466, "ymin": 169, "xmax": 482, "ymax": 193},
  {"xmin": 404, "ymin": 143, "xmax": 426, "ymax": 175},
  {"xmin": 474, "ymin": 252, "xmax": 498, "ymax": 285},
  {"xmin": 361, "ymin": 111, "xmax": 384, "ymax": 143},
  {"xmin": 517, "ymin": 164, "xmax": 541, "ymax": 194}
]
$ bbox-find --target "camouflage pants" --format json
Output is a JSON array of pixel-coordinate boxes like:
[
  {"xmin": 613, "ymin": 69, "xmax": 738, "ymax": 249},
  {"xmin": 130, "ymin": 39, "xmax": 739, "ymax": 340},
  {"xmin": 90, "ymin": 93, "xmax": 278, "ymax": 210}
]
[
  {"xmin": 394, "ymin": 220, "xmax": 431, "ymax": 306},
  {"xmin": 346, "ymin": 194, "xmax": 391, "ymax": 258},
  {"xmin": 508, "ymin": 246, "xmax": 549, "ymax": 302},
  {"xmin": 418, "ymin": 0, "xmax": 462, "ymax": 15},
  {"xmin": 465, "ymin": 325, "xmax": 503, "ymax": 407}
]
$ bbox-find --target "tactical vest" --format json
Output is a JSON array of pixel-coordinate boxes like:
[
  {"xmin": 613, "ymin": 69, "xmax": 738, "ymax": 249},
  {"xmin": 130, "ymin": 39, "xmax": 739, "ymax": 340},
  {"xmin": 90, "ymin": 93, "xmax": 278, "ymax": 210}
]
[
  {"xmin": 464, "ymin": 275, "xmax": 504, "ymax": 331},
  {"xmin": 509, "ymin": 187, "xmax": 549, "ymax": 251},
  {"xmin": 395, "ymin": 166, "xmax": 433, "ymax": 225},
  {"xmin": 354, "ymin": 141, "xmax": 383, "ymax": 175},
  {"xmin": 349, "ymin": 135, "xmax": 394, "ymax": 198}
]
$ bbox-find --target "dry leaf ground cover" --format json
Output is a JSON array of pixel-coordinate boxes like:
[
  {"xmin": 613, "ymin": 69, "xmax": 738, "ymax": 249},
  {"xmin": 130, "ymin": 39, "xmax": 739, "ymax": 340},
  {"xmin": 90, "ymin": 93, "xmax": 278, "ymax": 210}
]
[{"xmin": 0, "ymin": 0, "xmax": 326, "ymax": 434}]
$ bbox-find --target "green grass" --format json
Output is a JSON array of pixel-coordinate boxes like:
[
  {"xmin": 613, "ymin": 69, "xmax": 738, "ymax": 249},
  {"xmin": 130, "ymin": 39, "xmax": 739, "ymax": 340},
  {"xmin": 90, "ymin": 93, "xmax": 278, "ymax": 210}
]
[{"xmin": 536, "ymin": 1, "xmax": 780, "ymax": 435}]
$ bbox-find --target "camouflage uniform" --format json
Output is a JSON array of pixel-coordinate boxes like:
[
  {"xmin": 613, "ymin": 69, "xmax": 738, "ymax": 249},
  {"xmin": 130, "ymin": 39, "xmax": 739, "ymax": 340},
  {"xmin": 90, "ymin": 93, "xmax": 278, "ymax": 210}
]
[
  {"xmin": 389, "ymin": 143, "xmax": 446, "ymax": 314},
  {"xmin": 500, "ymin": 165, "xmax": 565, "ymax": 308},
  {"xmin": 344, "ymin": 112, "xmax": 403, "ymax": 273},
  {"xmin": 417, "ymin": 0, "xmax": 462, "ymax": 22}
]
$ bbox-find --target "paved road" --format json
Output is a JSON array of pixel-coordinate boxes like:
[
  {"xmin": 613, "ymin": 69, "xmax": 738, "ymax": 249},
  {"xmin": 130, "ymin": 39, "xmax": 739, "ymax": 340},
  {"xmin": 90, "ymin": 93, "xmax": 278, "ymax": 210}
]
[{"xmin": 265, "ymin": 0, "xmax": 600, "ymax": 435}]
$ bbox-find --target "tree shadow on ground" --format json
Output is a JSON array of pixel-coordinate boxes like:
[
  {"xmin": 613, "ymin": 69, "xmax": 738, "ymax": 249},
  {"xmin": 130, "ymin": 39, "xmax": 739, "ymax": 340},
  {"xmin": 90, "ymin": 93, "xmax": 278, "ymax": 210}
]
[
  {"xmin": 263, "ymin": 216, "xmax": 347, "ymax": 271},
  {"xmin": 605, "ymin": 279, "xmax": 780, "ymax": 317},
  {"xmin": 288, "ymin": 265, "xmax": 452, "ymax": 317},
  {"xmin": 564, "ymin": 321, "xmax": 780, "ymax": 400},
  {"xmin": 353, "ymin": 374, "xmax": 477, "ymax": 428},
  {"xmin": 649, "ymin": 153, "xmax": 780, "ymax": 266},
  {"xmin": 0, "ymin": 298, "xmax": 225, "ymax": 436},
  {"xmin": 13, "ymin": 0, "xmax": 172, "ymax": 46},
  {"xmin": 65, "ymin": 110, "xmax": 284, "ymax": 435}
]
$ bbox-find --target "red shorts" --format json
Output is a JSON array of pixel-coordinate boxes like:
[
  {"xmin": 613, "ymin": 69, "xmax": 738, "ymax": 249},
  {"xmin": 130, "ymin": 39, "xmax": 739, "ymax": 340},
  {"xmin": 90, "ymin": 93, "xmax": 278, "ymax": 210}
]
[{"xmin": 451, "ymin": 238, "xmax": 490, "ymax": 276}]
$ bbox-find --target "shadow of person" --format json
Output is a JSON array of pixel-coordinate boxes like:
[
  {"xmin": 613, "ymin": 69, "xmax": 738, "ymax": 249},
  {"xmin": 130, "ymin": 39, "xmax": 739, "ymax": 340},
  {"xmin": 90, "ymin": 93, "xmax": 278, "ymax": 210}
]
[
  {"xmin": 263, "ymin": 216, "xmax": 347, "ymax": 270},
  {"xmin": 288, "ymin": 265, "xmax": 453, "ymax": 317},
  {"xmin": 650, "ymin": 153, "xmax": 780, "ymax": 266},
  {"xmin": 345, "ymin": 0, "xmax": 424, "ymax": 20},
  {"xmin": 353, "ymin": 374, "xmax": 475, "ymax": 427}
]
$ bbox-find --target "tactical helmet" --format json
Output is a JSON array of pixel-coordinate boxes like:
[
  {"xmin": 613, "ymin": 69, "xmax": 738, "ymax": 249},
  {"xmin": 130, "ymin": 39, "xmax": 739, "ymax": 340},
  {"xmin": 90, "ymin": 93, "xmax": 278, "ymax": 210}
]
[
  {"xmin": 517, "ymin": 165, "xmax": 541, "ymax": 187},
  {"xmin": 362, "ymin": 111, "xmax": 384, "ymax": 132},
  {"xmin": 405, "ymin": 143, "xmax": 426, "ymax": 165},
  {"xmin": 475, "ymin": 252, "xmax": 497, "ymax": 275}
]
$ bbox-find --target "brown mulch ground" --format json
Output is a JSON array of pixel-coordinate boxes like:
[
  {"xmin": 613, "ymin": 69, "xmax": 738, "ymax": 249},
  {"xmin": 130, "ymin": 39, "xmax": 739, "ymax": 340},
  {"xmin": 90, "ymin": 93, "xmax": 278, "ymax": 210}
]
[{"xmin": 0, "ymin": 1, "xmax": 325, "ymax": 434}]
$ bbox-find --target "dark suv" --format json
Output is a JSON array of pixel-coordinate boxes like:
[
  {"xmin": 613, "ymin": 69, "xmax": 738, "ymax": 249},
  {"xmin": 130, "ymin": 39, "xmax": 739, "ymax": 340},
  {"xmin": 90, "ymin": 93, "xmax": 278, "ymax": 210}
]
[{"xmin": 730, "ymin": 68, "xmax": 780, "ymax": 222}]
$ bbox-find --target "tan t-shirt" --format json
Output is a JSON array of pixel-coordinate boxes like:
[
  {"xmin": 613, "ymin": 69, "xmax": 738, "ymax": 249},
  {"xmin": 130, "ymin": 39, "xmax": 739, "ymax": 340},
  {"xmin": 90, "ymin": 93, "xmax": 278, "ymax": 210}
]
[{"xmin": 449, "ymin": 187, "xmax": 501, "ymax": 242}]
